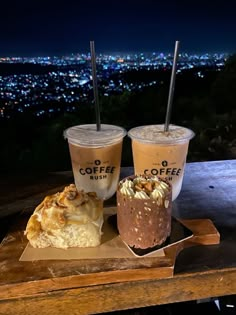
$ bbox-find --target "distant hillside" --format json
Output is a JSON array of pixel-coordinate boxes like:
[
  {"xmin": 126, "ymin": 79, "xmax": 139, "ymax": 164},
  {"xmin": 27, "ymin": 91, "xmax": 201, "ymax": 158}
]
[
  {"xmin": 0, "ymin": 63, "xmax": 57, "ymax": 75},
  {"xmin": 0, "ymin": 62, "xmax": 88, "ymax": 76},
  {"xmin": 0, "ymin": 55, "xmax": 236, "ymax": 174}
]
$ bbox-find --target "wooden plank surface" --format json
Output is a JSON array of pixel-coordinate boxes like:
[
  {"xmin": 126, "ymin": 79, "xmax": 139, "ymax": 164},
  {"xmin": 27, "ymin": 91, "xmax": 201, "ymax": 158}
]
[
  {"xmin": 0, "ymin": 211, "xmax": 220, "ymax": 301},
  {"xmin": 0, "ymin": 160, "xmax": 236, "ymax": 314},
  {"xmin": 0, "ymin": 268, "xmax": 236, "ymax": 315}
]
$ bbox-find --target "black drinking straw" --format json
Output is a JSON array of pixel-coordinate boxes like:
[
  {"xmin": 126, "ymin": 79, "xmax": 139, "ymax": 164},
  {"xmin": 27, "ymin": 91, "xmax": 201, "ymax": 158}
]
[
  {"xmin": 90, "ymin": 41, "xmax": 101, "ymax": 131},
  {"xmin": 164, "ymin": 40, "xmax": 180, "ymax": 132}
]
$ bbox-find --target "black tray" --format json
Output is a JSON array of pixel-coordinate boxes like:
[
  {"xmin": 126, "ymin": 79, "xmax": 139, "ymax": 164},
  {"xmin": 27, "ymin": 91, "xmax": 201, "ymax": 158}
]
[{"xmin": 108, "ymin": 215, "xmax": 193, "ymax": 257}]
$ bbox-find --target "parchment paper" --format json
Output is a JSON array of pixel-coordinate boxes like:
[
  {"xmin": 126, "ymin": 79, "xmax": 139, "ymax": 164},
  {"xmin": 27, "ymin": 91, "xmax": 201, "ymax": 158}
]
[{"xmin": 19, "ymin": 207, "xmax": 165, "ymax": 261}]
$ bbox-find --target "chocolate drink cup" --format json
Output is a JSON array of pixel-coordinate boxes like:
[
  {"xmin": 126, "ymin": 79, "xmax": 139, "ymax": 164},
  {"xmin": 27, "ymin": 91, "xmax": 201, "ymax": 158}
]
[
  {"xmin": 128, "ymin": 124, "xmax": 195, "ymax": 201},
  {"xmin": 64, "ymin": 124, "xmax": 127, "ymax": 200}
]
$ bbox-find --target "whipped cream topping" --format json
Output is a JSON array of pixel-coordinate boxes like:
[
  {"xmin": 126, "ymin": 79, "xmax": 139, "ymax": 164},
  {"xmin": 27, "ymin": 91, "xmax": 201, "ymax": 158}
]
[{"xmin": 119, "ymin": 175, "xmax": 171, "ymax": 203}]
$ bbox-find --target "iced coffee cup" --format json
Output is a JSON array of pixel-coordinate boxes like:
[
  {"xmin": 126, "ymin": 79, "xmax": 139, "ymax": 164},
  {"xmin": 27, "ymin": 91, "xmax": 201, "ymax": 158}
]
[
  {"xmin": 64, "ymin": 124, "xmax": 127, "ymax": 200},
  {"xmin": 128, "ymin": 124, "xmax": 195, "ymax": 201}
]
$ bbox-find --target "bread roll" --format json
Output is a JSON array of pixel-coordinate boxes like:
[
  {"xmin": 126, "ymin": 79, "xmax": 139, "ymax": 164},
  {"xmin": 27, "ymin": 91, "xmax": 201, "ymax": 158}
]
[{"xmin": 24, "ymin": 184, "xmax": 104, "ymax": 249}]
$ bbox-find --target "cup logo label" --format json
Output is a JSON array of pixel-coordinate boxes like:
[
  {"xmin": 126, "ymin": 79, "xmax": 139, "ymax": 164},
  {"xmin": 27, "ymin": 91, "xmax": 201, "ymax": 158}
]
[
  {"xmin": 144, "ymin": 161, "xmax": 181, "ymax": 182},
  {"xmin": 162, "ymin": 160, "xmax": 168, "ymax": 167},
  {"xmin": 79, "ymin": 159, "xmax": 116, "ymax": 180}
]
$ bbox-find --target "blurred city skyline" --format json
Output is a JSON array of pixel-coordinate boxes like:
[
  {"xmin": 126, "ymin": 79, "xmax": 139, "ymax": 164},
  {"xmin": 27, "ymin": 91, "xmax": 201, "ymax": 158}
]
[
  {"xmin": 0, "ymin": 51, "xmax": 228, "ymax": 120},
  {"xmin": 1, "ymin": 0, "xmax": 236, "ymax": 57}
]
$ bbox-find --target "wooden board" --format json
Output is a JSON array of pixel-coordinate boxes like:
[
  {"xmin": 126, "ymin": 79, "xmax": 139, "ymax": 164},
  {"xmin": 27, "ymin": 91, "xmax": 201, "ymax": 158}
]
[{"xmin": 0, "ymin": 208, "xmax": 220, "ymax": 300}]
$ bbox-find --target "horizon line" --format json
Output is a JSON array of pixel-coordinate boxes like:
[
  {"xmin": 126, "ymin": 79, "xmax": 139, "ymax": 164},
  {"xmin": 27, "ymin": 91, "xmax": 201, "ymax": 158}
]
[{"xmin": 0, "ymin": 50, "xmax": 233, "ymax": 59}]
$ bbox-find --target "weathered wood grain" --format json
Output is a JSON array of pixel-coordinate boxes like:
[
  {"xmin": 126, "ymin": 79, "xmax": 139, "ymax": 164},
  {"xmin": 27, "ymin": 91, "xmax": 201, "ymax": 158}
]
[
  {"xmin": 0, "ymin": 213, "xmax": 219, "ymax": 301},
  {"xmin": 0, "ymin": 268, "xmax": 236, "ymax": 315},
  {"xmin": 0, "ymin": 160, "xmax": 236, "ymax": 314}
]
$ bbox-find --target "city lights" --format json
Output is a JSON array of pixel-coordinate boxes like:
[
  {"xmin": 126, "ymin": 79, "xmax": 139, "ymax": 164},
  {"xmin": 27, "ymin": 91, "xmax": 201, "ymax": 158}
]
[{"xmin": 0, "ymin": 51, "xmax": 229, "ymax": 119}]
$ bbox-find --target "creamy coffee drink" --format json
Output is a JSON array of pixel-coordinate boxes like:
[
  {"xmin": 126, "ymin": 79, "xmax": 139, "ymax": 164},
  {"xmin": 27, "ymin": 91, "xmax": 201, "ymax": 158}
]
[
  {"xmin": 64, "ymin": 124, "xmax": 127, "ymax": 200},
  {"xmin": 128, "ymin": 124, "xmax": 195, "ymax": 201}
]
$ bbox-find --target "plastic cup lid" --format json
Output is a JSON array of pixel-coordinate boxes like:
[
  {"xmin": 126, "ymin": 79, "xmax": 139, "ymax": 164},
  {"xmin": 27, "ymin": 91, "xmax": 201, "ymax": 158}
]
[
  {"xmin": 64, "ymin": 124, "xmax": 127, "ymax": 147},
  {"xmin": 128, "ymin": 124, "xmax": 195, "ymax": 144}
]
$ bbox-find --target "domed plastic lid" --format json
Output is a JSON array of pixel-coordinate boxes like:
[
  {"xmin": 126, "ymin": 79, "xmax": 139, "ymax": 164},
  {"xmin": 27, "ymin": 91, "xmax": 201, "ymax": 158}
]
[
  {"xmin": 128, "ymin": 124, "xmax": 195, "ymax": 144},
  {"xmin": 64, "ymin": 124, "xmax": 127, "ymax": 147}
]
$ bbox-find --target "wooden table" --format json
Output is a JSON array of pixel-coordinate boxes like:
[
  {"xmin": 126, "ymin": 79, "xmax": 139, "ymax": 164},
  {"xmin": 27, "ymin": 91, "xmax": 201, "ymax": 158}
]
[{"xmin": 1, "ymin": 160, "xmax": 236, "ymax": 315}]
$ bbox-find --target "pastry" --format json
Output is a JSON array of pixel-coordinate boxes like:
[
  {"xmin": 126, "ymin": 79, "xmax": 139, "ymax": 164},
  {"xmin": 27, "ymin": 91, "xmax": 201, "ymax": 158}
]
[
  {"xmin": 117, "ymin": 175, "xmax": 172, "ymax": 249},
  {"xmin": 24, "ymin": 184, "xmax": 103, "ymax": 249}
]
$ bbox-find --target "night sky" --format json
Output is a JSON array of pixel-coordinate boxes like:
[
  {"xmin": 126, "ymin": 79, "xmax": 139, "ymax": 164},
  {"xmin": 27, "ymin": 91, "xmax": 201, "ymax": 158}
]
[{"xmin": 1, "ymin": 0, "xmax": 236, "ymax": 57}]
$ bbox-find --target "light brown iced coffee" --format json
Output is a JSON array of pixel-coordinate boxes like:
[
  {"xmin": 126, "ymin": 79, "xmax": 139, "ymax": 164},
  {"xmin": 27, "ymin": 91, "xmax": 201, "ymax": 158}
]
[
  {"xmin": 128, "ymin": 124, "xmax": 195, "ymax": 201},
  {"xmin": 64, "ymin": 124, "xmax": 127, "ymax": 200}
]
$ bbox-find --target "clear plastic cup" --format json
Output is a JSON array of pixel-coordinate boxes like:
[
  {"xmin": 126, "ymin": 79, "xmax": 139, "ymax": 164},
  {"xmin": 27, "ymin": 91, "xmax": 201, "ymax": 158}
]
[
  {"xmin": 64, "ymin": 124, "xmax": 127, "ymax": 200},
  {"xmin": 128, "ymin": 124, "xmax": 195, "ymax": 201}
]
